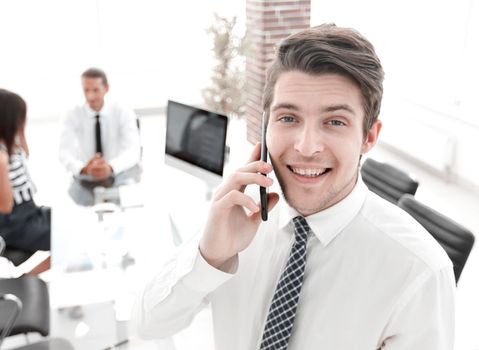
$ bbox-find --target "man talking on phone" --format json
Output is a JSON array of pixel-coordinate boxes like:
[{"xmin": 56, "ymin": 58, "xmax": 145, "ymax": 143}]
[{"xmin": 134, "ymin": 24, "xmax": 455, "ymax": 349}]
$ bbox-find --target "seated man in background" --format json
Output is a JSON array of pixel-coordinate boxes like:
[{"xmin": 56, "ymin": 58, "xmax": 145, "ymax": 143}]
[{"xmin": 59, "ymin": 68, "xmax": 141, "ymax": 206}]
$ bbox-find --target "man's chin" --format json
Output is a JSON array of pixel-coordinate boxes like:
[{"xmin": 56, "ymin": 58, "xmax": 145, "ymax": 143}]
[
  {"xmin": 88, "ymin": 103, "xmax": 101, "ymax": 111},
  {"xmin": 282, "ymin": 183, "xmax": 341, "ymax": 215},
  {"xmin": 282, "ymin": 191, "xmax": 321, "ymax": 216}
]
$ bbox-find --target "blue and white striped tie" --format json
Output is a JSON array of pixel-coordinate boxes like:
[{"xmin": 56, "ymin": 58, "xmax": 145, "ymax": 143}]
[{"xmin": 260, "ymin": 216, "xmax": 311, "ymax": 350}]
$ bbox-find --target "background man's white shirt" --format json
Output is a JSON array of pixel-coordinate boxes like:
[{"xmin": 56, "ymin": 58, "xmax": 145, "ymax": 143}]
[{"xmin": 59, "ymin": 101, "xmax": 141, "ymax": 175}]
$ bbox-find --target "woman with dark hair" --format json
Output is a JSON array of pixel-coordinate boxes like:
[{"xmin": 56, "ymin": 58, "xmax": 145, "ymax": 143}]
[{"xmin": 0, "ymin": 88, "xmax": 50, "ymax": 266}]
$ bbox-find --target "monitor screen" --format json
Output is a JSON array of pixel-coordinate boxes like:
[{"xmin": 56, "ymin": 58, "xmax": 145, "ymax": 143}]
[{"xmin": 165, "ymin": 100, "xmax": 228, "ymax": 177}]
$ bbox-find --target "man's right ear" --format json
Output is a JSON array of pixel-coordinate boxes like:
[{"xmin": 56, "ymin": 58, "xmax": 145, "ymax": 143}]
[{"xmin": 361, "ymin": 120, "xmax": 382, "ymax": 155}]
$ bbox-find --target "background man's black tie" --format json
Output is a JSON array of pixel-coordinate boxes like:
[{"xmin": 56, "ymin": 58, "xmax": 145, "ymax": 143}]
[
  {"xmin": 95, "ymin": 114, "xmax": 103, "ymax": 155},
  {"xmin": 259, "ymin": 216, "xmax": 311, "ymax": 350}
]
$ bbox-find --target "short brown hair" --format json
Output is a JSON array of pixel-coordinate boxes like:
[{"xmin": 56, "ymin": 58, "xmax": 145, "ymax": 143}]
[
  {"xmin": 0, "ymin": 89, "xmax": 27, "ymax": 155},
  {"xmin": 263, "ymin": 23, "xmax": 384, "ymax": 137},
  {"xmin": 81, "ymin": 67, "xmax": 109, "ymax": 86}
]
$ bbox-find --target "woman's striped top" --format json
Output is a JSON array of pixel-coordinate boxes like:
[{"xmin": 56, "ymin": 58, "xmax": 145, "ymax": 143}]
[{"xmin": 0, "ymin": 143, "xmax": 36, "ymax": 205}]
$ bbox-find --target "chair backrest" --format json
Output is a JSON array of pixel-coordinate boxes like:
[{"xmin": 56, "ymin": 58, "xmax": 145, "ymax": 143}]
[
  {"xmin": 0, "ymin": 293, "xmax": 22, "ymax": 348},
  {"xmin": 0, "ymin": 293, "xmax": 73, "ymax": 350},
  {"xmin": 0, "ymin": 276, "xmax": 50, "ymax": 337},
  {"xmin": 398, "ymin": 194, "xmax": 475, "ymax": 283},
  {"xmin": 361, "ymin": 158, "xmax": 419, "ymax": 203}
]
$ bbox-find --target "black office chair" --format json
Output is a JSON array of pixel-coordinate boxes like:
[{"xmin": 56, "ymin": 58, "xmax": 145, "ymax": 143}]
[
  {"xmin": 361, "ymin": 158, "xmax": 419, "ymax": 203},
  {"xmin": 0, "ymin": 236, "xmax": 74, "ymax": 349},
  {"xmin": 0, "ymin": 276, "xmax": 50, "ymax": 337},
  {"xmin": 0, "ymin": 292, "xmax": 74, "ymax": 350},
  {"xmin": 398, "ymin": 194, "xmax": 475, "ymax": 283}
]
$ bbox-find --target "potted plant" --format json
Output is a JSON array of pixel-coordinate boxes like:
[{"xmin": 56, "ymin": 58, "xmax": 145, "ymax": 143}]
[{"xmin": 202, "ymin": 13, "xmax": 249, "ymax": 120}]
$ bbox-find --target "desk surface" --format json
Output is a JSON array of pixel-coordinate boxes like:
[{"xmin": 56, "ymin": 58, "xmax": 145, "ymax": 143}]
[
  {"xmin": 43, "ymin": 115, "xmax": 251, "ymax": 349},
  {"xmin": 48, "ymin": 174, "xmax": 214, "ymax": 349}
]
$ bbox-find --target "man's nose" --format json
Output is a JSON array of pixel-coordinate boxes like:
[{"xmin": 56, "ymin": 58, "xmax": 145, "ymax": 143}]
[
  {"xmin": 294, "ymin": 126, "xmax": 324, "ymax": 157},
  {"xmin": 85, "ymin": 91, "xmax": 95, "ymax": 100}
]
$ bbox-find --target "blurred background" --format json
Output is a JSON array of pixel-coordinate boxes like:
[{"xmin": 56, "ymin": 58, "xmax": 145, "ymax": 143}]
[{"xmin": 1, "ymin": 0, "xmax": 478, "ymax": 189}]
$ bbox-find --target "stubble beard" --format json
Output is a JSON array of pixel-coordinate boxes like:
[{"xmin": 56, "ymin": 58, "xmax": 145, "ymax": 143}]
[{"xmin": 271, "ymin": 158, "xmax": 359, "ymax": 216}]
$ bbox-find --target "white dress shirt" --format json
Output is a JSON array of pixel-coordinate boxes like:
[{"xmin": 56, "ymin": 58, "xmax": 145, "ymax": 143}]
[
  {"xmin": 134, "ymin": 179, "xmax": 455, "ymax": 349},
  {"xmin": 59, "ymin": 101, "xmax": 141, "ymax": 175}
]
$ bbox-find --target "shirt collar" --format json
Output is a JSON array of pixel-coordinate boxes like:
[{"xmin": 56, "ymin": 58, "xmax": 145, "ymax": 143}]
[
  {"xmin": 84, "ymin": 101, "xmax": 110, "ymax": 118},
  {"xmin": 278, "ymin": 174, "xmax": 368, "ymax": 246}
]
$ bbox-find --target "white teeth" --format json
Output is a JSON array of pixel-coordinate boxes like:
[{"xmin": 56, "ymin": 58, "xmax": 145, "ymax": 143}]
[{"xmin": 291, "ymin": 167, "xmax": 327, "ymax": 177}]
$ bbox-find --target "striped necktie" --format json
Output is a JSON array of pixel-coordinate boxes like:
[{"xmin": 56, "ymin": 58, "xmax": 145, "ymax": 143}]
[{"xmin": 260, "ymin": 216, "xmax": 311, "ymax": 350}]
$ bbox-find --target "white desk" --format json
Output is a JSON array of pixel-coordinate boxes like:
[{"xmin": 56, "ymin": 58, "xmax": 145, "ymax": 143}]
[
  {"xmin": 49, "ymin": 176, "xmax": 213, "ymax": 349},
  {"xmin": 46, "ymin": 114, "xmax": 251, "ymax": 349}
]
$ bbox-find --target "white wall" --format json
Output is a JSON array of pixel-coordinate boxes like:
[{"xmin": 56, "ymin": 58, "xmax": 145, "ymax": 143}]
[
  {"xmin": 2, "ymin": 0, "xmax": 479, "ymax": 188},
  {"xmin": 0, "ymin": 0, "xmax": 246, "ymax": 120},
  {"xmin": 311, "ymin": 0, "xmax": 479, "ymax": 189}
]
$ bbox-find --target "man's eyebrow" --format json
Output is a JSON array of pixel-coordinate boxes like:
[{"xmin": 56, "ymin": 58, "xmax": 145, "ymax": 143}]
[
  {"xmin": 271, "ymin": 103, "xmax": 356, "ymax": 115},
  {"xmin": 321, "ymin": 104, "xmax": 356, "ymax": 114},
  {"xmin": 271, "ymin": 103, "xmax": 300, "ymax": 112}
]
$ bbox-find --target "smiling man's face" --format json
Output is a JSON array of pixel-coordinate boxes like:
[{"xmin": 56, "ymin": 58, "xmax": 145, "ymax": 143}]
[{"xmin": 266, "ymin": 70, "xmax": 381, "ymax": 216}]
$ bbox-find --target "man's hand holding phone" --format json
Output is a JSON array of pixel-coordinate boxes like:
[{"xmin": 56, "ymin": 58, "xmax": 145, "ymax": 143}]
[{"xmin": 199, "ymin": 143, "xmax": 279, "ymax": 271}]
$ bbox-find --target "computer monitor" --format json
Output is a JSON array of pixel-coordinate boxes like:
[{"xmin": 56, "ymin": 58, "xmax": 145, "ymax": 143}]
[{"xmin": 165, "ymin": 100, "xmax": 228, "ymax": 190}]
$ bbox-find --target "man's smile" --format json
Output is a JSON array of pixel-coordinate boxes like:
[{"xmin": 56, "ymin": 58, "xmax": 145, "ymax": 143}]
[{"xmin": 288, "ymin": 166, "xmax": 331, "ymax": 177}]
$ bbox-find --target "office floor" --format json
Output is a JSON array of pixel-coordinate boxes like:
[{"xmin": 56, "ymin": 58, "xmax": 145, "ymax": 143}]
[{"xmin": 8, "ymin": 113, "xmax": 479, "ymax": 349}]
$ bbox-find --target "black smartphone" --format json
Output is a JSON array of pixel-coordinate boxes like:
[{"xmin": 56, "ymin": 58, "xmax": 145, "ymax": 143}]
[{"xmin": 260, "ymin": 112, "xmax": 268, "ymax": 221}]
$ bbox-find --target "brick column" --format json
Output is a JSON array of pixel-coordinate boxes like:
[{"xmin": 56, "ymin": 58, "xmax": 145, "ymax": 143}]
[{"xmin": 245, "ymin": 0, "xmax": 311, "ymax": 144}]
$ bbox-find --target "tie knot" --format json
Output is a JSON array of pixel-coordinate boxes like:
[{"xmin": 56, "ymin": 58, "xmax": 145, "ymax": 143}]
[
  {"xmin": 292, "ymin": 216, "xmax": 310, "ymax": 245},
  {"xmin": 95, "ymin": 114, "xmax": 100, "ymax": 120}
]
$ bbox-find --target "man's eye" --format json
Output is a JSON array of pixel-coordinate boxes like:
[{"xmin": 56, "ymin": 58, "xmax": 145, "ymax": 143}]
[
  {"xmin": 279, "ymin": 116, "xmax": 296, "ymax": 123},
  {"xmin": 328, "ymin": 120, "xmax": 346, "ymax": 126}
]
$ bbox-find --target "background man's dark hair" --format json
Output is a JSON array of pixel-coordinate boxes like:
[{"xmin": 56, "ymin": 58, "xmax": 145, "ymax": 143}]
[
  {"xmin": 81, "ymin": 67, "xmax": 109, "ymax": 86},
  {"xmin": 0, "ymin": 88, "xmax": 27, "ymax": 155},
  {"xmin": 262, "ymin": 23, "xmax": 384, "ymax": 138}
]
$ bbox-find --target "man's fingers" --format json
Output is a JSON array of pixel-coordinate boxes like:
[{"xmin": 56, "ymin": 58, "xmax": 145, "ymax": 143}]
[
  {"xmin": 214, "ymin": 172, "xmax": 273, "ymax": 200},
  {"xmin": 267, "ymin": 192, "xmax": 280, "ymax": 212},
  {"xmin": 229, "ymin": 172, "xmax": 273, "ymax": 189},
  {"xmin": 236, "ymin": 160, "xmax": 273, "ymax": 175},
  {"xmin": 217, "ymin": 190, "xmax": 260, "ymax": 214},
  {"xmin": 247, "ymin": 143, "xmax": 261, "ymax": 164},
  {"xmin": 90, "ymin": 166, "xmax": 109, "ymax": 179},
  {"xmin": 212, "ymin": 142, "xmax": 274, "ymax": 201},
  {"xmin": 249, "ymin": 192, "xmax": 280, "ymax": 221}
]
